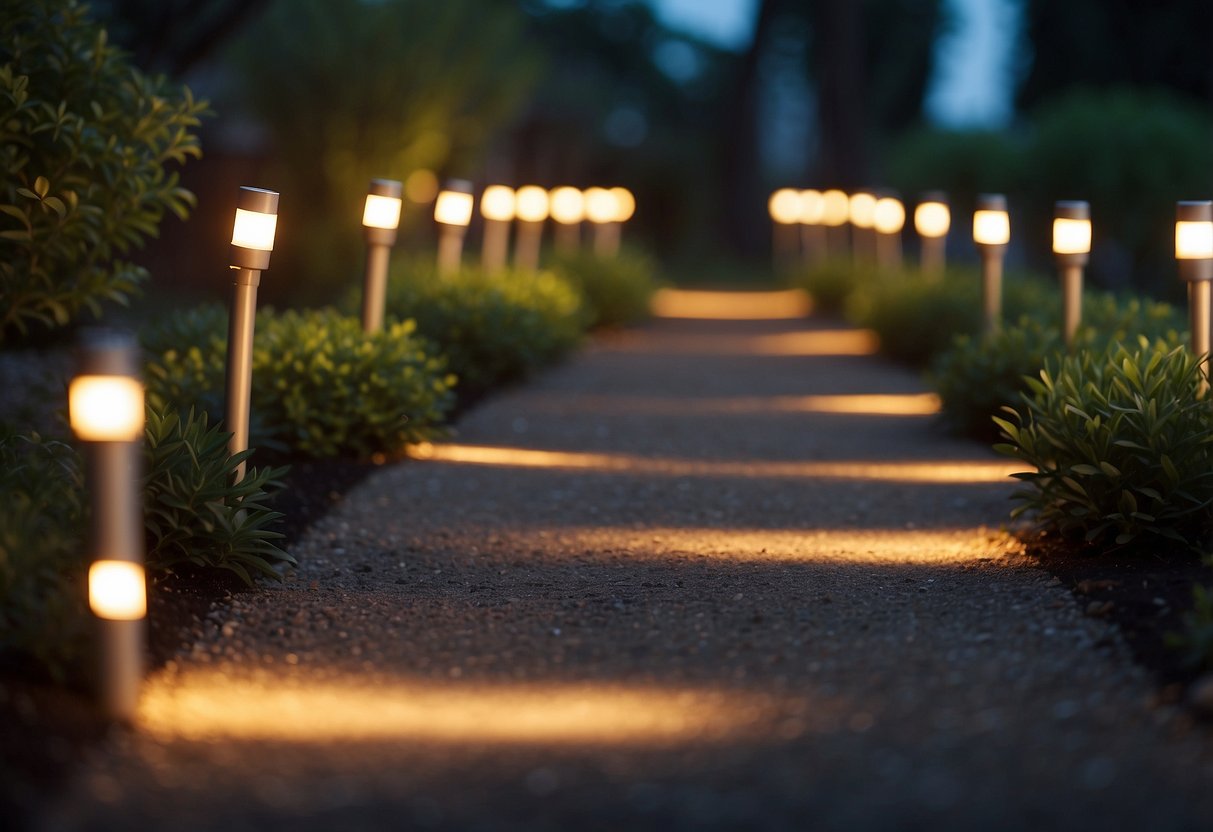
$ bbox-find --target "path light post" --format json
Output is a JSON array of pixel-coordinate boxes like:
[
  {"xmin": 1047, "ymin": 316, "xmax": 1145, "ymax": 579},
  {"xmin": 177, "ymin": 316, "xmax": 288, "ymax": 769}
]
[
  {"xmin": 608, "ymin": 187, "xmax": 636, "ymax": 254},
  {"xmin": 69, "ymin": 330, "xmax": 146, "ymax": 722},
  {"xmin": 798, "ymin": 189, "xmax": 826, "ymax": 264},
  {"xmin": 226, "ymin": 186, "xmax": 278, "ymax": 482},
  {"xmin": 914, "ymin": 192, "xmax": 950, "ymax": 280},
  {"xmin": 973, "ymin": 194, "xmax": 1010, "ymax": 335},
  {"xmin": 1052, "ymin": 200, "xmax": 1091, "ymax": 348},
  {"xmin": 584, "ymin": 187, "xmax": 619, "ymax": 257},
  {"xmin": 821, "ymin": 189, "xmax": 850, "ymax": 259},
  {"xmin": 434, "ymin": 180, "xmax": 474, "ymax": 277},
  {"xmin": 360, "ymin": 179, "xmax": 403, "ymax": 333},
  {"xmin": 848, "ymin": 191, "xmax": 878, "ymax": 264},
  {"xmin": 480, "ymin": 185, "xmax": 516, "ymax": 273},
  {"xmin": 1176, "ymin": 200, "xmax": 1213, "ymax": 390},
  {"xmin": 768, "ymin": 188, "xmax": 802, "ymax": 273},
  {"xmin": 513, "ymin": 185, "xmax": 549, "ymax": 272},
  {"xmin": 873, "ymin": 195, "xmax": 905, "ymax": 274},
  {"xmin": 550, "ymin": 186, "xmax": 586, "ymax": 253}
]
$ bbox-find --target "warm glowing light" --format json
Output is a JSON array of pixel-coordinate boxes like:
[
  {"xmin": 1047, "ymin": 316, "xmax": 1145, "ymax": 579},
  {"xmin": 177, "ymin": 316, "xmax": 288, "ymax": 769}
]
[
  {"xmin": 405, "ymin": 169, "xmax": 439, "ymax": 204},
  {"xmin": 1053, "ymin": 218, "xmax": 1091, "ymax": 255},
  {"xmin": 434, "ymin": 189, "xmax": 474, "ymax": 227},
  {"xmin": 821, "ymin": 190, "xmax": 850, "ymax": 227},
  {"xmin": 768, "ymin": 188, "xmax": 801, "ymax": 225},
  {"xmin": 549, "ymin": 187, "xmax": 586, "ymax": 224},
  {"xmin": 583, "ymin": 187, "xmax": 618, "ymax": 224},
  {"xmin": 515, "ymin": 186, "xmax": 550, "ymax": 222},
  {"xmin": 848, "ymin": 192, "xmax": 877, "ymax": 228},
  {"xmin": 610, "ymin": 187, "xmax": 636, "ymax": 222},
  {"xmin": 362, "ymin": 194, "xmax": 402, "ymax": 231},
  {"xmin": 973, "ymin": 210, "xmax": 1010, "ymax": 246},
  {"xmin": 650, "ymin": 288, "xmax": 811, "ymax": 320},
  {"xmin": 914, "ymin": 200, "xmax": 950, "ymax": 238},
  {"xmin": 1176, "ymin": 221, "xmax": 1213, "ymax": 260},
  {"xmin": 798, "ymin": 189, "xmax": 824, "ymax": 224},
  {"xmin": 873, "ymin": 197, "xmax": 905, "ymax": 234},
  {"xmin": 524, "ymin": 392, "xmax": 941, "ymax": 417},
  {"xmin": 480, "ymin": 185, "xmax": 516, "ymax": 222},
  {"xmin": 407, "ymin": 443, "xmax": 1025, "ymax": 484},
  {"xmin": 89, "ymin": 560, "xmax": 146, "ymax": 621},
  {"xmin": 69, "ymin": 375, "xmax": 144, "ymax": 441},
  {"xmin": 139, "ymin": 677, "xmax": 759, "ymax": 745},
  {"xmin": 230, "ymin": 208, "xmax": 277, "ymax": 251}
]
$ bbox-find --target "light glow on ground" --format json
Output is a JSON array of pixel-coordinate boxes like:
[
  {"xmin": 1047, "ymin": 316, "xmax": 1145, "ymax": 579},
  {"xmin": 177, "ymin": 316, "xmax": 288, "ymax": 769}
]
[
  {"xmin": 651, "ymin": 288, "xmax": 812, "ymax": 320},
  {"xmin": 407, "ymin": 443, "xmax": 1024, "ymax": 484},
  {"xmin": 525, "ymin": 393, "xmax": 941, "ymax": 417}
]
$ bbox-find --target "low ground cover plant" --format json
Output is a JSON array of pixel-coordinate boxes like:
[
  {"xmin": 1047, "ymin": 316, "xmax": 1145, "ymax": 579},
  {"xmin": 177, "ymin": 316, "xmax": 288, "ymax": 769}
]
[{"xmin": 549, "ymin": 248, "xmax": 657, "ymax": 328}]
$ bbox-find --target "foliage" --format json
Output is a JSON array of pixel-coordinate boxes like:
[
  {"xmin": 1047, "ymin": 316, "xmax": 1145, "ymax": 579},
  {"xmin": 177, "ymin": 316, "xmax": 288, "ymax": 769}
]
[
  {"xmin": 1166, "ymin": 584, "xmax": 1213, "ymax": 672},
  {"xmin": 142, "ymin": 405, "xmax": 290, "ymax": 584},
  {"xmin": 0, "ymin": 431, "xmax": 86, "ymax": 680},
  {"xmin": 379, "ymin": 262, "xmax": 585, "ymax": 403},
  {"xmin": 885, "ymin": 127, "xmax": 1024, "ymax": 220},
  {"xmin": 146, "ymin": 306, "xmax": 455, "ymax": 458},
  {"xmin": 789, "ymin": 258, "xmax": 877, "ymax": 316},
  {"xmin": 995, "ymin": 342, "xmax": 1213, "ymax": 550},
  {"xmin": 0, "ymin": 0, "xmax": 206, "ymax": 342},
  {"xmin": 550, "ymin": 248, "xmax": 657, "ymax": 329}
]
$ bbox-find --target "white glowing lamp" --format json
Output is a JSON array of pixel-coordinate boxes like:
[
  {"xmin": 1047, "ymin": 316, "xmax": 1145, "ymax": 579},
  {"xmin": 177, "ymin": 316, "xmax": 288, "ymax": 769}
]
[
  {"xmin": 515, "ymin": 186, "xmax": 551, "ymax": 222},
  {"xmin": 973, "ymin": 195, "xmax": 1010, "ymax": 247},
  {"xmin": 230, "ymin": 189, "xmax": 278, "ymax": 252},
  {"xmin": 821, "ymin": 190, "xmax": 850, "ymax": 227},
  {"xmin": 549, "ymin": 187, "xmax": 586, "ymax": 225},
  {"xmin": 1053, "ymin": 201, "xmax": 1091, "ymax": 262},
  {"xmin": 798, "ymin": 189, "xmax": 824, "ymax": 225},
  {"xmin": 434, "ymin": 183, "xmax": 474, "ymax": 227},
  {"xmin": 69, "ymin": 375, "xmax": 144, "ymax": 442},
  {"xmin": 768, "ymin": 188, "xmax": 801, "ymax": 225},
  {"xmin": 90, "ymin": 561, "xmax": 147, "ymax": 620},
  {"xmin": 873, "ymin": 197, "xmax": 905, "ymax": 234},
  {"xmin": 849, "ymin": 192, "xmax": 877, "ymax": 229},
  {"xmin": 914, "ymin": 198, "xmax": 950, "ymax": 238},
  {"xmin": 362, "ymin": 184, "xmax": 403, "ymax": 231},
  {"xmin": 480, "ymin": 185, "xmax": 516, "ymax": 222},
  {"xmin": 1176, "ymin": 204, "xmax": 1213, "ymax": 261},
  {"xmin": 584, "ymin": 187, "xmax": 618, "ymax": 224},
  {"xmin": 611, "ymin": 187, "xmax": 636, "ymax": 222}
]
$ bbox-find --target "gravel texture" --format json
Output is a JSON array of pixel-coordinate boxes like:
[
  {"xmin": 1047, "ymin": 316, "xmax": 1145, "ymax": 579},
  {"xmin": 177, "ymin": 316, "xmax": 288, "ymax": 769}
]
[{"xmin": 34, "ymin": 292, "xmax": 1213, "ymax": 830}]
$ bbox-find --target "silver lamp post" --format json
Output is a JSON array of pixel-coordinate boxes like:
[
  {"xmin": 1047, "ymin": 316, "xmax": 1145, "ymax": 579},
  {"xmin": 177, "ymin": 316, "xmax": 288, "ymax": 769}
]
[
  {"xmin": 873, "ymin": 195, "xmax": 906, "ymax": 274},
  {"xmin": 361, "ymin": 179, "xmax": 403, "ymax": 333},
  {"xmin": 550, "ymin": 186, "xmax": 585, "ymax": 253},
  {"xmin": 480, "ymin": 185, "xmax": 516, "ymax": 272},
  {"xmin": 972, "ymin": 194, "xmax": 1010, "ymax": 335},
  {"xmin": 1176, "ymin": 200, "xmax": 1213, "ymax": 390},
  {"xmin": 69, "ymin": 330, "xmax": 146, "ymax": 722},
  {"xmin": 1052, "ymin": 200, "xmax": 1091, "ymax": 348},
  {"xmin": 798, "ymin": 189, "xmax": 827, "ymax": 266},
  {"xmin": 914, "ymin": 192, "xmax": 950, "ymax": 280},
  {"xmin": 434, "ymin": 179, "xmax": 475, "ymax": 277},
  {"xmin": 513, "ymin": 185, "xmax": 549, "ymax": 272}
]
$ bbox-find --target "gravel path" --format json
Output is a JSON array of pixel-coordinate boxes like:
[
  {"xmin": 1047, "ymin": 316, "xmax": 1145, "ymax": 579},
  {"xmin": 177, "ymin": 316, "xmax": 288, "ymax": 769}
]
[{"xmin": 37, "ymin": 290, "xmax": 1213, "ymax": 830}]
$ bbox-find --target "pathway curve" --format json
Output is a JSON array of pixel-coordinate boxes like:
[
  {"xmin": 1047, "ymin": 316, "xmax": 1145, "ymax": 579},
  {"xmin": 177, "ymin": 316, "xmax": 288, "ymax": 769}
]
[{"xmin": 39, "ymin": 290, "xmax": 1213, "ymax": 830}]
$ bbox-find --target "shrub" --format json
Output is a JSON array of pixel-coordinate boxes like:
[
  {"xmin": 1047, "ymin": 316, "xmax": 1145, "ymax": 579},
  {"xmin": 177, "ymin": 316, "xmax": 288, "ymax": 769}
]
[
  {"xmin": 145, "ymin": 306, "xmax": 455, "ymax": 458},
  {"xmin": 0, "ymin": 0, "xmax": 206, "ymax": 342},
  {"xmin": 550, "ymin": 248, "xmax": 657, "ymax": 328},
  {"xmin": 0, "ymin": 431, "xmax": 86, "ymax": 680},
  {"xmin": 380, "ymin": 262, "xmax": 585, "ymax": 402},
  {"xmin": 995, "ymin": 341, "xmax": 1213, "ymax": 549},
  {"xmin": 788, "ymin": 258, "xmax": 877, "ymax": 316},
  {"xmin": 143, "ymin": 406, "xmax": 291, "ymax": 584}
]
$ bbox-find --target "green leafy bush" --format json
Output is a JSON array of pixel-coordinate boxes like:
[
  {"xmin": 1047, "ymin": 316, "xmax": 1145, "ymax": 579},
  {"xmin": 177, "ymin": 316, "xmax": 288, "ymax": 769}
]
[
  {"xmin": 788, "ymin": 258, "xmax": 877, "ymax": 316},
  {"xmin": 995, "ymin": 342, "xmax": 1213, "ymax": 549},
  {"xmin": 145, "ymin": 306, "xmax": 455, "ymax": 458},
  {"xmin": 0, "ymin": 431, "xmax": 86, "ymax": 680},
  {"xmin": 550, "ymin": 248, "xmax": 657, "ymax": 328},
  {"xmin": 143, "ymin": 406, "xmax": 291, "ymax": 584},
  {"xmin": 0, "ymin": 0, "xmax": 206, "ymax": 341},
  {"xmin": 379, "ymin": 262, "xmax": 585, "ymax": 402}
]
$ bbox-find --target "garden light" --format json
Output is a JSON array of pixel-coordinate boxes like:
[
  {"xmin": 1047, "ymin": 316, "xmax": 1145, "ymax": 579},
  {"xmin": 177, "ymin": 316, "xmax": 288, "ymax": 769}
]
[
  {"xmin": 798, "ymin": 189, "xmax": 827, "ymax": 263},
  {"xmin": 1053, "ymin": 201, "xmax": 1090, "ymax": 347},
  {"xmin": 69, "ymin": 330, "xmax": 146, "ymax": 723},
  {"xmin": 611, "ymin": 187, "xmax": 636, "ymax": 222},
  {"xmin": 434, "ymin": 179, "xmax": 474, "ymax": 276},
  {"xmin": 514, "ymin": 185, "xmax": 549, "ymax": 272},
  {"xmin": 584, "ymin": 187, "xmax": 620, "ymax": 257},
  {"xmin": 972, "ymin": 194, "xmax": 1009, "ymax": 334},
  {"xmin": 768, "ymin": 188, "xmax": 801, "ymax": 225},
  {"xmin": 480, "ymin": 185, "xmax": 516, "ymax": 272},
  {"xmin": 914, "ymin": 192, "xmax": 950, "ymax": 278},
  {"xmin": 769, "ymin": 188, "xmax": 802, "ymax": 272},
  {"xmin": 1176, "ymin": 200, "xmax": 1213, "ymax": 388},
  {"xmin": 848, "ymin": 191, "xmax": 878, "ymax": 263},
  {"xmin": 821, "ymin": 189, "xmax": 849, "ymax": 228},
  {"xmin": 873, "ymin": 196, "xmax": 905, "ymax": 272},
  {"xmin": 226, "ymin": 186, "xmax": 278, "ymax": 482},
  {"xmin": 360, "ymin": 179, "xmax": 402, "ymax": 333},
  {"xmin": 550, "ymin": 186, "xmax": 586, "ymax": 252}
]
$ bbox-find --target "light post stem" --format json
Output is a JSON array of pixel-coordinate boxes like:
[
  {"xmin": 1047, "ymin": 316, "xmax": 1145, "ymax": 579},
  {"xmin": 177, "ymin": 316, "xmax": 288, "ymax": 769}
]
[
  {"xmin": 482, "ymin": 219, "xmax": 510, "ymax": 272},
  {"xmin": 877, "ymin": 232, "xmax": 902, "ymax": 274},
  {"xmin": 225, "ymin": 268, "xmax": 260, "ymax": 482},
  {"xmin": 981, "ymin": 252, "xmax": 1003, "ymax": 335},
  {"xmin": 772, "ymin": 223, "xmax": 799, "ymax": 275},
  {"xmin": 437, "ymin": 226, "xmax": 465, "ymax": 277},
  {"xmin": 515, "ymin": 221, "xmax": 543, "ymax": 272},
  {"xmin": 1191, "ymin": 280, "xmax": 1211, "ymax": 392},
  {"xmin": 362, "ymin": 244, "xmax": 390, "ymax": 333},
  {"xmin": 802, "ymin": 225, "xmax": 827, "ymax": 265},
  {"xmin": 921, "ymin": 236, "xmax": 945, "ymax": 281},
  {"xmin": 594, "ymin": 222, "xmax": 622, "ymax": 258},
  {"xmin": 1062, "ymin": 264, "xmax": 1083, "ymax": 348},
  {"xmin": 556, "ymin": 222, "xmax": 580, "ymax": 253}
]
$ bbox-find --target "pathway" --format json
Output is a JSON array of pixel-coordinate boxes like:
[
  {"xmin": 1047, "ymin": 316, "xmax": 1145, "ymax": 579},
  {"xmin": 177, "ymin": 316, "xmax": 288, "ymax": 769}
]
[{"xmin": 37, "ymin": 290, "xmax": 1213, "ymax": 830}]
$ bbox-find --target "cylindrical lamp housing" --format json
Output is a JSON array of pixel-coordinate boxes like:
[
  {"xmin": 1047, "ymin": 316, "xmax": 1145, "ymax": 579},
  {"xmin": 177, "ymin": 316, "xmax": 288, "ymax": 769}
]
[
  {"xmin": 230, "ymin": 186, "xmax": 279, "ymax": 271},
  {"xmin": 1176, "ymin": 201, "xmax": 1213, "ymax": 282},
  {"xmin": 973, "ymin": 193, "xmax": 1010, "ymax": 253},
  {"xmin": 914, "ymin": 192, "xmax": 951, "ymax": 239},
  {"xmin": 434, "ymin": 179, "xmax": 475, "ymax": 228},
  {"xmin": 1053, "ymin": 200, "xmax": 1091, "ymax": 267},
  {"xmin": 363, "ymin": 178, "xmax": 403, "ymax": 247}
]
